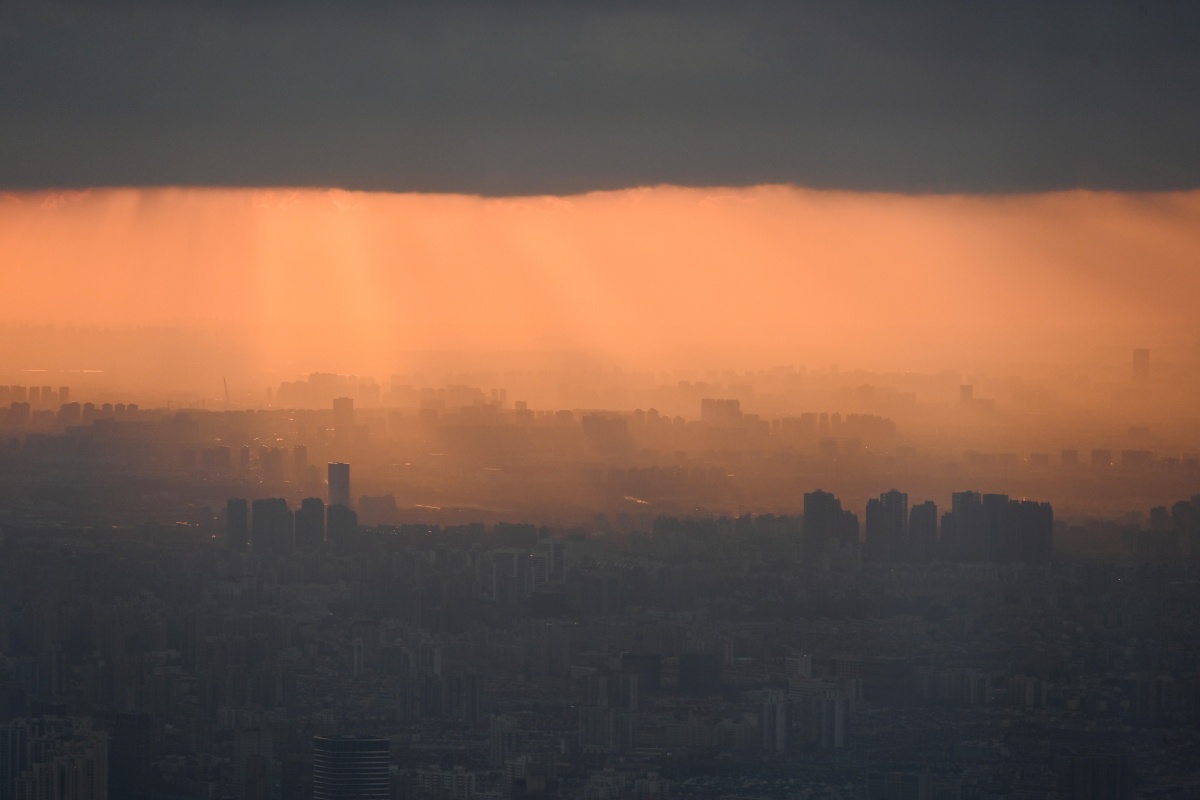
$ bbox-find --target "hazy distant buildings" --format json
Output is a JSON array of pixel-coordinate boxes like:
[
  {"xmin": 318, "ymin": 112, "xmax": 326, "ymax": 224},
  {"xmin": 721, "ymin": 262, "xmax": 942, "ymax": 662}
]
[
  {"xmin": 333, "ymin": 396, "xmax": 354, "ymax": 441},
  {"xmin": 292, "ymin": 444, "xmax": 308, "ymax": 474},
  {"xmin": 312, "ymin": 735, "xmax": 390, "ymax": 800},
  {"xmin": 700, "ymin": 398, "xmax": 742, "ymax": 426},
  {"xmin": 328, "ymin": 462, "xmax": 351, "ymax": 509}
]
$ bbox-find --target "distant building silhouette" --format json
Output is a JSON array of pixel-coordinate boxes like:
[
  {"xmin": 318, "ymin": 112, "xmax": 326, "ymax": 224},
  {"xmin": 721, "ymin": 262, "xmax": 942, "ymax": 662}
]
[
  {"xmin": 865, "ymin": 489, "xmax": 907, "ymax": 563},
  {"xmin": 328, "ymin": 462, "xmax": 351, "ymax": 509},
  {"xmin": 803, "ymin": 490, "xmax": 858, "ymax": 563},
  {"xmin": 700, "ymin": 398, "xmax": 742, "ymax": 425},
  {"xmin": 942, "ymin": 491, "xmax": 1052, "ymax": 563},
  {"xmin": 333, "ymin": 396, "xmax": 354, "ymax": 442},
  {"xmin": 292, "ymin": 444, "xmax": 308, "ymax": 474},
  {"xmin": 295, "ymin": 497, "xmax": 325, "ymax": 548},
  {"xmin": 908, "ymin": 500, "xmax": 937, "ymax": 563},
  {"xmin": 327, "ymin": 503, "xmax": 358, "ymax": 555},
  {"xmin": 251, "ymin": 498, "xmax": 292, "ymax": 553},
  {"xmin": 226, "ymin": 498, "xmax": 249, "ymax": 550}
]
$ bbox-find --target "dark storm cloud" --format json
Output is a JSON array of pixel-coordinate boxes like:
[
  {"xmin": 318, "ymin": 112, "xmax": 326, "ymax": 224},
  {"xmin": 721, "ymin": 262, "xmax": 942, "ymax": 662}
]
[{"xmin": 2, "ymin": 0, "xmax": 1199, "ymax": 194}]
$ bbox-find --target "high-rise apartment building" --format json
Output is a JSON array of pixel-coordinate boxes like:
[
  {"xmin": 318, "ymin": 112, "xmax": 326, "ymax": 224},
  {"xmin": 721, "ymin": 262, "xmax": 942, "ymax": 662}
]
[
  {"xmin": 312, "ymin": 735, "xmax": 390, "ymax": 800},
  {"xmin": 328, "ymin": 462, "xmax": 351, "ymax": 509},
  {"xmin": 865, "ymin": 489, "xmax": 907, "ymax": 563},
  {"xmin": 227, "ymin": 498, "xmax": 249, "ymax": 550},
  {"xmin": 295, "ymin": 497, "xmax": 326, "ymax": 548}
]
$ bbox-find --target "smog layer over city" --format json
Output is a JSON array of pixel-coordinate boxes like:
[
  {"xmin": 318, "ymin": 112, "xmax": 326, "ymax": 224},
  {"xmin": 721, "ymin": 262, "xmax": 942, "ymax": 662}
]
[{"xmin": 2, "ymin": 3, "xmax": 1199, "ymax": 799}]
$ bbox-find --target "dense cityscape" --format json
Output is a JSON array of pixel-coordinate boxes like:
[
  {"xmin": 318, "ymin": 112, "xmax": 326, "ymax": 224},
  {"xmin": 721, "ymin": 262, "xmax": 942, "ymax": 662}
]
[
  {"xmin": 5, "ymin": 3, "xmax": 1200, "ymax": 797},
  {"xmin": 1, "ymin": 361, "xmax": 1198, "ymax": 799}
]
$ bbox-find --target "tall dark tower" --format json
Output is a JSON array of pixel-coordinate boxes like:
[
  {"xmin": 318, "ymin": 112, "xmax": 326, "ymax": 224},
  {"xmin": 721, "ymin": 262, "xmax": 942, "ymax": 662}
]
[
  {"xmin": 803, "ymin": 490, "xmax": 856, "ymax": 562},
  {"xmin": 949, "ymin": 491, "xmax": 984, "ymax": 562},
  {"xmin": 327, "ymin": 503, "xmax": 359, "ymax": 556},
  {"xmin": 908, "ymin": 500, "xmax": 938, "ymax": 563},
  {"xmin": 251, "ymin": 498, "xmax": 293, "ymax": 553},
  {"xmin": 295, "ymin": 497, "xmax": 326, "ymax": 549},
  {"xmin": 227, "ymin": 498, "xmax": 249, "ymax": 550},
  {"xmin": 865, "ymin": 489, "xmax": 907, "ymax": 562},
  {"xmin": 312, "ymin": 735, "xmax": 390, "ymax": 800},
  {"xmin": 328, "ymin": 462, "xmax": 351, "ymax": 509}
]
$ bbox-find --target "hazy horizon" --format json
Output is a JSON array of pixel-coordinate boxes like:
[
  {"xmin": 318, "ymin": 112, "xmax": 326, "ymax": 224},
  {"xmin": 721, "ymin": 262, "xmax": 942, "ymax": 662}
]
[{"xmin": 4, "ymin": 184, "xmax": 1198, "ymax": 399}]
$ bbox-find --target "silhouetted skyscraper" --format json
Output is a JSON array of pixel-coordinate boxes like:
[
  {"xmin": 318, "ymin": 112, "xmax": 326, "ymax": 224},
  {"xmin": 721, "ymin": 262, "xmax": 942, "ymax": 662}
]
[
  {"xmin": 803, "ymin": 490, "xmax": 857, "ymax": 562},
  {"xmin": 1004, "ymin": 499, "xmax": 1054, "ymax": 562},
  {"xmin": 295, "ymin": 497, "xmax": 325, "ymax": 548},
  {"xmin": 328, "ymin": 462, "xmax": 351, "ymax": 509},
  {"xmin": 981, "ymin": 493, "xmax": 1009, "ymax": 562},
  {"xmin": 865, "ymin": 489, "xmax": 907, "ymax": 563},
  {"xmin": 948, "ymin": 491, "xmax": 984, "ymax": 561},
  {"xmin": 908, "ymin": 500, "xmax": 938, "ymax": 563},
  {"xmin": 251, "ymin": 498, "xmax": 293, "ymax": 553},
  {"xmin": 327, "ymin": 503, "xmax": 358, "ymax": 556},
  {"xmin": 227, "ymin": 498, "xmax": 249, "ymax": 550},
  {"xmin": 943, "ymin": 491, "xmax": 1052, "ymax": 563},
  {"xmin": 312, "ymin": 735, "xmax": 390, "ymax": 800}
]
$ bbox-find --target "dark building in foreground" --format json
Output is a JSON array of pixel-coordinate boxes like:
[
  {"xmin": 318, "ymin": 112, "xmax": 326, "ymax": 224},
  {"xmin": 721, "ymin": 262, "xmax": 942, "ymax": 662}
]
[
  {"xmin": 327, "ymin": 504, "xmax": 359, "ymax": 555},
  {"xmin": 941, "ymin": 492, "xmax": 1053, "ymax": 563},
  {"xmin": 803, "ymin": 490, "xmax": 858, "ymax": 562},
  {"xmin": 252, "ymin": 498, "xmax": 293, "ymax": 554},
  {"xmin": 226, "ymin": 498, "xmax": 249, "ymax": 550},
  {"xmin": 865, "ymin": 489, "xmax": 907, "ymax": 563},
  {"xmin": 295, "ymin": 497, "xmax": 326, "ymax": 549},
  {"xmin": 313, "ymin": 735, "xmax": 390, "ymax": 800},
  {"xmin": 908, "ymin": 500, "xmax": 938, "ymax": 563}
]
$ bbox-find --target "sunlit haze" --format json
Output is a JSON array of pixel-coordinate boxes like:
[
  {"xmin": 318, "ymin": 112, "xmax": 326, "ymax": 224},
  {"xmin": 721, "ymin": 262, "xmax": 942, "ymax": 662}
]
[{"xmin": 3, "ymin": 186, "xmax": 1198, "ymax": 398}]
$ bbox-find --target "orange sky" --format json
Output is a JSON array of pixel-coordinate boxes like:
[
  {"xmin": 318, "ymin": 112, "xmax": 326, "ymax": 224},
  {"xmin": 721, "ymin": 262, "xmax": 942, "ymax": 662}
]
[{"xmin": 2, "ymin": 186, "xmax": 1198, "ymax": 384}]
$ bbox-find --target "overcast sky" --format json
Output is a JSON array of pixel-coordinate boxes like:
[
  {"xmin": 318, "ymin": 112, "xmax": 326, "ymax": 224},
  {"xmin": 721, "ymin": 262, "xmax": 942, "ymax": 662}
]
[{"xmin": 3, "ymin": 1, "xmax": 1199, "ymax": 195}]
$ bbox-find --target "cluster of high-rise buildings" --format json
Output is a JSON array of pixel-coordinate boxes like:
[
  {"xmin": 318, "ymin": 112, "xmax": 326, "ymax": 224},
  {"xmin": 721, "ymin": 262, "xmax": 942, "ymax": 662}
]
[
  {"xmin": 226, "ymin": 463, "xmax": 358, "ymax": 554},
  {"xmin": 801, "ymin": 489, "xmax": 1054, "ymax": 566},
  {"xmin": 0, "ymin": 385, "xmax": 70, "ymax": 408},
  {"xmin": 860, "ymin": 490, "xmax": 1054, "ymax": 565}
]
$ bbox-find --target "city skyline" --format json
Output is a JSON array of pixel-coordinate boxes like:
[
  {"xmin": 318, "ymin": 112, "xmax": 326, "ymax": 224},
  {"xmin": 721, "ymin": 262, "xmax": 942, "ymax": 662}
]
[{"xmin": 2, "ymin": 3, "xmax": 1198, "ymax": 798}]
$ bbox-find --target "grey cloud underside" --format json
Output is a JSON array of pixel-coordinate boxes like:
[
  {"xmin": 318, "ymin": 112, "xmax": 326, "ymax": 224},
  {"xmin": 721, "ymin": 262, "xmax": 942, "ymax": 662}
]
[{"xmin": 2, "ymin": 1, "xmax": 1199, "ymax": 195}]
